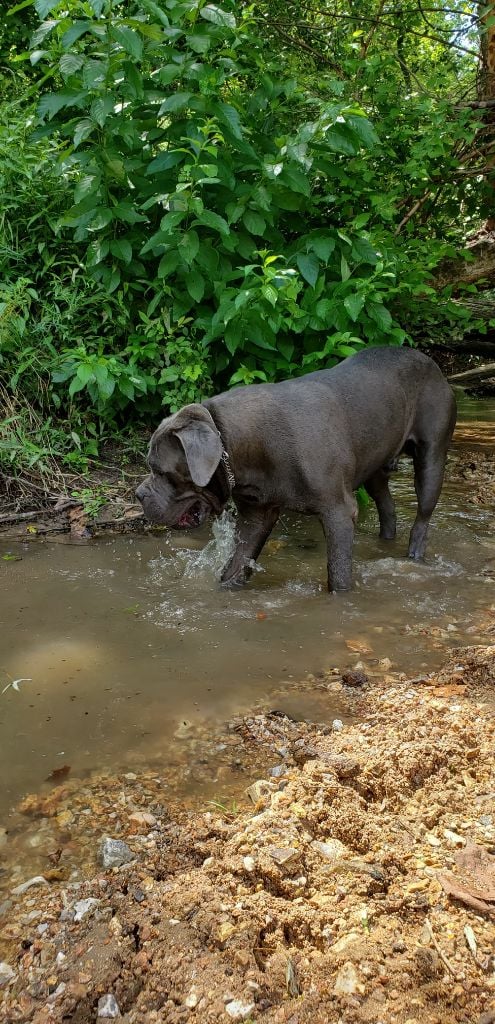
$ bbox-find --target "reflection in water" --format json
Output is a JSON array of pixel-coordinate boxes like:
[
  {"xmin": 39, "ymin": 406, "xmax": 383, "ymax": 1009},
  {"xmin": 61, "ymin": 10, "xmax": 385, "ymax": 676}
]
[{"xmin": 0, "ymin": 397, "xmax": 493, "ymax": 820}]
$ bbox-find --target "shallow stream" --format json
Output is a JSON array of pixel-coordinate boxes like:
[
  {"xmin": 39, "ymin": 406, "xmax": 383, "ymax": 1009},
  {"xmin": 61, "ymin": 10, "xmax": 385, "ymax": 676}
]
[{"xmin": 0, "ymin": 394, "xmax": 493, "ymax": 824}]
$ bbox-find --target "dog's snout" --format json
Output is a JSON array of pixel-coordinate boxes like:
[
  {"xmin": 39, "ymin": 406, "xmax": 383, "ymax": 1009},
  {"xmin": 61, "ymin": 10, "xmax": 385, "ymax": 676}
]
[{"xmin": 135, "ymin": 483, "xmax": 147, "ymax": 503}]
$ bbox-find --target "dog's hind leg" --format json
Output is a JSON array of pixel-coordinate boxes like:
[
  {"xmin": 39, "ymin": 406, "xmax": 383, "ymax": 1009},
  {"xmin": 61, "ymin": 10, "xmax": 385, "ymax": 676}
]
[
  {"xmin": 363, "ymin": 467, "xmax": 396, "ymax": 540},
  {"xmin": 408, "ymin": 440, "xmax": 449, "ymax": 560}
]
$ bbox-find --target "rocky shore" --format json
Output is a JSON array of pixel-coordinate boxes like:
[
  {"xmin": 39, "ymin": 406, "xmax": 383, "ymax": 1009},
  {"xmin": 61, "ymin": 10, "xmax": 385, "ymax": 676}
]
[{"xmin": 1, "ymin": 644, "xmax": 495, "ymax": 1023}]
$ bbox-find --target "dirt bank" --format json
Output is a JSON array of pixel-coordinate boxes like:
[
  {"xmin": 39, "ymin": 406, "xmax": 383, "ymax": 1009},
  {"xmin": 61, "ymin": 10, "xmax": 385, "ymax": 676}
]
[{"xmin": 1, "ymin": 645, "xmax": 494, "ymax": 1023}]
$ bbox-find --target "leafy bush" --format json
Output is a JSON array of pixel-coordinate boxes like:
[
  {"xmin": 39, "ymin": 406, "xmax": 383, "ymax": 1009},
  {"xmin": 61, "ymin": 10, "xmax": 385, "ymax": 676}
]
[{"xmin": 0, "ymin": 0, "xmax": 486, "ymax": 468}]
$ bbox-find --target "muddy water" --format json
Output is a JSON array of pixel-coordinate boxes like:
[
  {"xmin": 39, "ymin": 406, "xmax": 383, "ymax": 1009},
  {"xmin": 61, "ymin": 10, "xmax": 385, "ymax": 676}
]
[{"xmin": 0, "ymin": 395, "xmax": 493, "ymax": 822}]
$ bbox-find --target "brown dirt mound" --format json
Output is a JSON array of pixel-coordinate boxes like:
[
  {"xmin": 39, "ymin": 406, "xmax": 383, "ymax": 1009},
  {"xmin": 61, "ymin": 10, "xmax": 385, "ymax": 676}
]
[{"xmin": 1, "ymin": 647, "xmax": 495, "ymax": 1023}]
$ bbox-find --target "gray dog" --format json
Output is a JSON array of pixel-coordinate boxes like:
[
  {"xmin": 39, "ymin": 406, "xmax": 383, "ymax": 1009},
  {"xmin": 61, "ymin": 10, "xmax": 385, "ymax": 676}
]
[{"xmin": 136, "ymin": 347, "xmax": 456, "ymax": 591}]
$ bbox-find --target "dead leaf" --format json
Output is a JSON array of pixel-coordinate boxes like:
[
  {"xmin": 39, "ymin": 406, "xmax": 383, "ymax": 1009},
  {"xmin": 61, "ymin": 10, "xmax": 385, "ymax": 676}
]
[
  {"xmin": 433, "ymin": 684, "xmax": 467, "ymax": 697},
  {"xmin": 345, "ymin": 639, "xmax": 373, "ymax": 655},
  {"xmin": 46, "ymin": 765, "xmax": 71, "ymax": 782},
  {"xmin": 68, "ymin": 505, "xmax": 91, "ymax": 541},
  {"xmin": 256, "ymin": 611, "xmax": 267, "ymax": 621},
  {"xmin": 438, "ymin": 841, "xmax": 495, "ymax": 917}
]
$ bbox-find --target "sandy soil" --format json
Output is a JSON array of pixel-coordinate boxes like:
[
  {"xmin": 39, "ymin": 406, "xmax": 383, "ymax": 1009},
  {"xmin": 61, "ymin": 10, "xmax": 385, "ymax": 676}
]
[{"xmin": 1, "ymin": 643, "xmax": 494, "ymax": 1024}]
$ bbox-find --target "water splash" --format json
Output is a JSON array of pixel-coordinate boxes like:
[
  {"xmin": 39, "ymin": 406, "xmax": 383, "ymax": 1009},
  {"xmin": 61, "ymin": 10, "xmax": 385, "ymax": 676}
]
[{"xmin": 182, "ymin": 510, "xmax": 238, "ymax": 580}]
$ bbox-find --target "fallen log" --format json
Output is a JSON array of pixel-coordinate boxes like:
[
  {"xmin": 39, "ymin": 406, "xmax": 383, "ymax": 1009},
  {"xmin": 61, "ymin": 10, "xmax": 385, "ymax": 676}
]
[{"xmin": 448, "ymin": 362, "xmax": 495, "ymax": 384}]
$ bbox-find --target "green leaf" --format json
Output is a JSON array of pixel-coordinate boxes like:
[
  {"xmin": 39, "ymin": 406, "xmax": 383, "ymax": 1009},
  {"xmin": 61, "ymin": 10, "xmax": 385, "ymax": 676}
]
[
  {"xmin": 59, "ymin": 53, "xmax": 84, "ymax": 78},
  {"xmin": 37, "ymin": 90, "xmax": 85, "ymax": 121},
  {"xmin": 88, "ymin": 0, "xmax": 105, "ymax": 14},
  {"xmin": 346, "ymin": 114, "xmax": 379, "ymax": 148},
  {"xmin": 90, "ymin": 208, "xmax": 113, "ymax": 231},
  {"xmin": 340, "ymin": 255, "xmax": 351, "ymax": 282},
  {"xmin": 216, "ymin": 102, "xmax": 243, "ymax": 139},
  {"xmin": 279, "ymin": 165, "xmax": 310, "ymax": 196},
  {"xmin": 367, "ymin": 302, "xmax": 392, "ymax": 331},
  {"xmin": 325, "ymin": 124, "xmax": 359, "ymax": 155},
  {"xmin": 146, "ymin": 150, "xmax": 182, "ymax": 174},
  {"xmin": 344, "ymin": 293, "xmax": 365, "ymax": 322},
  {"xmin": 296, "ymin": 253, "xmax": 319, "ymax": 288},
  {"xmin": 157, "ymin": 250, "xmax": 180, "ymax": 278},
  {"xmin": 86, "ymin": 239, "xmax": 109, "ymax": 266},
  {"xmin": 307, "ymin": 233, "xmax": 336, "ymax": 262},
  {"xmin": 185, "ymin": 271, "xmax": 205, "ymax": 302},
  {"xmin": 200, "ymin": 4, "xmax": 236, "ymax": 28},
  {"xmin": 110, "ymin": 239, "xmax": 133, "ymax": 264},
  {"xmin": 111, "ymin": 25, "xmax": 143, "ymax": 60},
  {"xmin": 195, "ymin": 209, "xmax": 230, "ymax": 235},
  {"xmin": 91, "ymin": 96, "xmax": 114, "ymax": 127},
  {"xmin": 262, "ymin": 284, "xmax": 278, "ymax": 307},
  {"xmin": 352, "ymin": 237, "xmax": 378, "ymax": 265},
  {"xmin": 159, "ymin": 92, "xmax": 192, "ymax": 114},
  {"xmin": 61, "ymin": 21, "xmax": 91, "ymax": 48},
  {"xmin": 73, "ymin": 118, "xmax": 94, "ymax": 148},
  {"xmin": 112, "ymin": 202, "xmax": 147, "ymax": 225},
  {"xmin": 179, "ymin": 230, "xmax": 200, "ymax": 264},
  {"xmin": 140, "ymin": 0, "xmax": 170, "ymax": 27},
  {"xmin": 34, "ymin": 0, "xmax": 59, "ymax": 17},
  {"xmin": 225, "ymin": 320, "xmax": 243, "ymax": 355},
  {"xmin": 243, "ymin": 210, "xmax": 266, "ymax": 236}
]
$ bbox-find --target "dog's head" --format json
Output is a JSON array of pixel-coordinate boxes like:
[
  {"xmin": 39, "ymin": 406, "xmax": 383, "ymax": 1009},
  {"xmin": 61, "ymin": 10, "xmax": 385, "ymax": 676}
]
[{"xmin": 135, "ymin": 404, "xmax": 232, "ymax": 529}]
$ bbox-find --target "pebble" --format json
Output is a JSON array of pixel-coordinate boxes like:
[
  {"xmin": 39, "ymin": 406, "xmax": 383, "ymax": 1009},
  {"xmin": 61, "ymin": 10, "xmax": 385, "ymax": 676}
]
[
  {"xmin": 0, "ymin": 962, "xmax": 16, "ymax": 988},
  {"xmin": 73, "ymin": 898, "xmax": 100, "ymax": 922},
  {"xmin": 267, "ymin": 846, "xmax": 299, "ymax": 865},
  {"xmin": 225, "ymin": 999, "xmax": 255, "ymax": 1020},
  {"xmin": 334, "ymin": 961, "xmax": 365, "ymax": 996},
  {"xmin": 443, "ymin": 829, "xmax": 466, "ymax": 847},
  {"xmin": 332, "ymin": 719, "xmax": 344, "ymax": 732},
  {"xmin": 311, "ymin": 839, "xmax": 346, "ymax": 863},
  {"xmin": 11, "ymin": 875, "xmax": 48, "ymax": 896},
  {"xmin": 243, "ymin": 856, "xmax": 256, "ymax": 872},
  {"xmin": 97, "ymin": 993, "xmax": 121, "ymax": 1018},
  {"xmin": 128, "ymin": 811, "xmax": 157, "ymax": 828},
  {"xmin": 98, "ymin": 837, "xmax": 134, "ymax": 868}
]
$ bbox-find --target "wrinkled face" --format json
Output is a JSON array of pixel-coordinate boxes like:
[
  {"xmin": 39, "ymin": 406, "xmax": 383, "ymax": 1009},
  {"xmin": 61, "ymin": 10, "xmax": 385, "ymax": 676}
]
[{"xmin": 135, "ymin": 405, "xmax": 229, "ymax": 530}]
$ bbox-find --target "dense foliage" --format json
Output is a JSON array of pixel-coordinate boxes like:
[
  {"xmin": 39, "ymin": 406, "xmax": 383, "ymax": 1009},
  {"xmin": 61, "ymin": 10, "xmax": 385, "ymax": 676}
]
[{"xmin": 0, "ymin": 0, "xmax": 489, "ymax": 471}]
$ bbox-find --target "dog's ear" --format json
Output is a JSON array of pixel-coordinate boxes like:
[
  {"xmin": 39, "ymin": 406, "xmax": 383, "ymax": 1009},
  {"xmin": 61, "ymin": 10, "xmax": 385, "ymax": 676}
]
[{"xmin": 173, "ymin": 408, "xmax": 222, "ymax": 487}]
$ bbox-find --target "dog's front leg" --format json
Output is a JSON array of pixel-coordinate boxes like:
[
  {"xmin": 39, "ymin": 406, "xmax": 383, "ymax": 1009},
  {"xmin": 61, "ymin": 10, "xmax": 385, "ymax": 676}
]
[
  {"xmin": 220, "ymin": 506, "xmax": 279, "ymax": 587},
  {"xmin": 320, "ymin": 504, "xmax": 355, "ymax": 592}
]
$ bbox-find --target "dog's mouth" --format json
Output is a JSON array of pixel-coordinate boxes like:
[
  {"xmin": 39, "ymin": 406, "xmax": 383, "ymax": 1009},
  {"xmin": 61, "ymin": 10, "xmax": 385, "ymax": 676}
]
[{"xmin": 175, "ymin": 500, "xmax": 208, "ymax": 530}]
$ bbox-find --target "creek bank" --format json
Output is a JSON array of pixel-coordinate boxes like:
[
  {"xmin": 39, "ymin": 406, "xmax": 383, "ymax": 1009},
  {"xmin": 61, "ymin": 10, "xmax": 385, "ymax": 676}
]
[{"xmin": 1, "ymin": 646, "xmax": 495, "ymax": 1023}]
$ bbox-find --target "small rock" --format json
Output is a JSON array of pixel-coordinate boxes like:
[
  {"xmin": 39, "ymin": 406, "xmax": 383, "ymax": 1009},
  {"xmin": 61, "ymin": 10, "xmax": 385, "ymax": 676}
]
[
  {"xmin": 243, "ymin": 856, "xmax": 255, "ymax": 872},
  {"xmin": 98, "ymin": 837, "xmax": 134, "ymax": 868},
  {"xmin": 334, "ymin": 961, "xmax": 365, "ymax": 997},
  {"xmin": 217, "ymin": 922, "xmax": 236, "ymax": 944},
  {"xmin": 225, "ymin": 999, "xmax": 255, "ymax": 1020},
  {"xmin": 0, "ymin": 828, "xmax": 7, "ymax": 849},
  {"xmin": 378, "ymin": 657, "xmax": 393, "ymax": 670},
  {"xmin": 269, "ymin": 764, "xmax": 287, "ymax": 778},
  {"xmin": 311, "ymin": 839, "xmax": 346, "ymax": 863},
  {"xmin": 185, "ymin": 988, "xmax": 199, "ymax": 1009},
  {"xmin": 73, "ymin": 898, "xmax": 100, "ymax": 922},
  {"xmin": 341, "ymin": 670, "xmax": 368, "ymax": 688},
  {"xmin": 332, "ymin": 719, "xmax": 344, "ymax": 732},
  {"xmin": 425, "ymin": 832, "xmax": 441, "ymax": 847},
  {"xmin": 245, "ymin": 779, "xmax": 275, "ymax": 804},
  {"xmin": 0, "ymin": 962, "xmax": 16, "ymax": 987},
  {"xmin": 267, "ymin": 846, "xmax": 299, "ymax": 865},
  {"xmin": 97, "ymin": 993, "xmax": 121, "ymax": 1018},
  {"xmin": 11, "ymin": 875, "xmax": 48, "ymax": 896},
  {"xmin": 128, "ymin": 811, "xmax": 157, "ymax": 828},
  {"xmin": 443, "ymin": 829, "xmax": 466, "ymax": 847},
  {"xmin": 48, "ymin": 982, "xmax": 66, "ymax": 1003}
]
